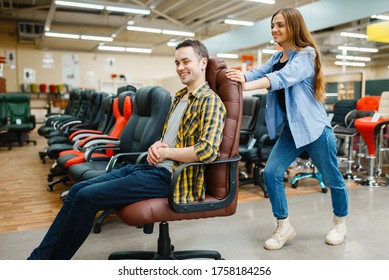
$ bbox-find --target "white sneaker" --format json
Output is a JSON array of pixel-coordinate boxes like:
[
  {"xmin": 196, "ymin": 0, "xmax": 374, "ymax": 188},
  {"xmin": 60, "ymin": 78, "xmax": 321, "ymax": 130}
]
[
  {"xmin": 325, "ymin": 215, "xmax": 347, "ymax": 245},
  {"xmin": 264, "ymin": 217, "xmax": 296, "ymax": 250}
]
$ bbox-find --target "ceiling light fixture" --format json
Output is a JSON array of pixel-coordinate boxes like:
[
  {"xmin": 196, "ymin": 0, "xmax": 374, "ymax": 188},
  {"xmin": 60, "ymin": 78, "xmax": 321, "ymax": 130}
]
[
  {"xmin": 335, "ymin": 61, "xmax": 366, "ymax": 67},
  {"xmin": 224, "ymin": 19, "xmax": 254, "ymax": 26},
  {"xmin": 45, "ymin": 31, "xmax": 80, "ymax": 39},
  {"xmin": 167, "ymin": 41, "xmax": 178, "ymax": 47},
  {"xmin": 127, "ymin": 26, "xmax": 162, "ymax": 34},
  {"xmin": 338, "ymin": 46, "xmax": 379, "ymax": 53},
  {"xmin": 371, "ymin": 14, "xmax": 389, "ymax": 21},
  {"xmin": 55, "ymin": 0, "xmax": 104, "ymax": 10},
  {"xmin": 162, "ymin": 30, "xmax": 195, "ymax": 37},
  {"xmin": 98, "ymin": 45, "xmax": 126, "ymax": 52},
  {"xmin": 80, "ymin": 35, "xmax": 113, "ymax": 42},
  {"xmin": 340, "ymin": 32, "xmax": 368, "ymax": 39},
  {"xmin": 217, "ymin": 53, "xmax": 239, "ymax": 59},
  {"xmin": 105, "ymin": 6, "xmax": 150, "ymax": 15},
  {"xmin": 55, "ymin": 0, "xmax": 150, "ymax": 15},
  {"xmin": 246, "ymin": 0, "xmax": 276, "ymax": 4},
  {"xmin": 126, "ymin": 47, "xmax": 152, "ymax": 54},
  {"xmin": 335, "ymin": 55, "xmax": 371, "ymax": 61}
]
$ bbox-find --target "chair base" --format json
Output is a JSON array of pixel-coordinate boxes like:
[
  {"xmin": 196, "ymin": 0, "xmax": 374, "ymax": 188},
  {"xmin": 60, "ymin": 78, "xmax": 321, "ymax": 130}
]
[
  {"xmin": 291, "ymin": 172, "xmax": 327, "ymax": 193},
  {"xmin": 239, "ymin": 164, "xmax": 268, "ymax": 198},
  {"xmin": 109, "ymin": 222, "xmax": 223, "ymax": 260}
]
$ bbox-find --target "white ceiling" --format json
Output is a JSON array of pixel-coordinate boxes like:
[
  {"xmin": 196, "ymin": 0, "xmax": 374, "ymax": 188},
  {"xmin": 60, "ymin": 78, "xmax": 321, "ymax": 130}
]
[{"xmin": 0, "ymin": 0, "xmax": 389, "ymax": 66}]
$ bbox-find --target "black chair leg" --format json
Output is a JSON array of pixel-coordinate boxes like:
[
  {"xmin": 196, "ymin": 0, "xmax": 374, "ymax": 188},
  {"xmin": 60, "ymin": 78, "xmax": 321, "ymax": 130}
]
[{"xmin": 93, "ymin": 210, "xmax": 112, "ymax": 233}]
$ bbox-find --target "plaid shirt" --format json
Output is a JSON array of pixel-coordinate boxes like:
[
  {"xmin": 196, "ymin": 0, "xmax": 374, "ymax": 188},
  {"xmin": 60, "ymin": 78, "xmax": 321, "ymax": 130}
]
[{"xmin": 162, "ymin": 82, "xmax": 226, "ymax": 204}]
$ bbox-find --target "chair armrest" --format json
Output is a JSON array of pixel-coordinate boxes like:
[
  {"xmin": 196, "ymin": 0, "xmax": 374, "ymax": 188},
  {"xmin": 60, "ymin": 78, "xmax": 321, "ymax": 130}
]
[
  {"xmin": 168, "ymin": 155, "xmax": 241, "ymax": 213},
  {"xmin": 136, "ymin": 152, "xmax": 148, "ymax": 164},
  {"xmin": 105, "ymin": 151, "xmax": 144, "ymax": 171},
  {"xmin": 84, "ymin": 144, "xmax": 121, "ymax": 161},
  {"xmin": 69, "ymin": 129, "xmax": 104, "ymax": 142},
  {"xmin": 78, "ymin": 135, "xmax": 120, "ymax": 149}
]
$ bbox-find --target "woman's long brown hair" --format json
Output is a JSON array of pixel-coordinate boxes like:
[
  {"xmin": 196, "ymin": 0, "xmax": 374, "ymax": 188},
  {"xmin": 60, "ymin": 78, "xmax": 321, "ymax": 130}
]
[{"xmin": 272, "ymin": 8, "xmax": 325, "ymax": 103}]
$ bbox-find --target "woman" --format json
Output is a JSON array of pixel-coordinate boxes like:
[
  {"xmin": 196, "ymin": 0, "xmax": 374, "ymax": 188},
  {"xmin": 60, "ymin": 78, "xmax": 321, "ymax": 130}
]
[{"xmin": 226, "ymin": 8, "xmax": 348, "ymax": 250}]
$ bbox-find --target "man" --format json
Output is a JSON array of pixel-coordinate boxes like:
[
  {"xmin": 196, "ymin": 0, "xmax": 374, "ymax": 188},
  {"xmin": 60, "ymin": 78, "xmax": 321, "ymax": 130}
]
[{"xmin": 28, "ymin": 39, "xmax": 227, "ymax": 259}]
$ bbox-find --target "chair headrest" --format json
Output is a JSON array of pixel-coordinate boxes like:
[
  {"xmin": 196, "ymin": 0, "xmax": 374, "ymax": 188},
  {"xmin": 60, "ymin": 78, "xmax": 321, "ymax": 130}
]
[
  {"xmin": 206, "ymin": 57, "xmax": 227, "ymax": 92},
  {"xmin": 133, "ymin": 86, "xmax": 171, "ymax": 117},
  {"xmin": 117, "ymin": 90, "xmax": 135, "ymax": 118}
]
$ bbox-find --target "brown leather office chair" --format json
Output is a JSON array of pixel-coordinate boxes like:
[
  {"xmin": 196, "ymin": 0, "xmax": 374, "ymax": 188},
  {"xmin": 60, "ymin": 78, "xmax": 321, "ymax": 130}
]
[{"xmin": 108, "ymin": 57, "xmax": 243, "ymax": 260}]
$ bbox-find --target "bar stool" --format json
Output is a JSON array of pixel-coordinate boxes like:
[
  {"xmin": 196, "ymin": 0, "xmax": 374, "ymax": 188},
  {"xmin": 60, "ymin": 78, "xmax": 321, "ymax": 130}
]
[{"xmin": 354, "ymin": 116, "xmax": 389, "ymax": 186}]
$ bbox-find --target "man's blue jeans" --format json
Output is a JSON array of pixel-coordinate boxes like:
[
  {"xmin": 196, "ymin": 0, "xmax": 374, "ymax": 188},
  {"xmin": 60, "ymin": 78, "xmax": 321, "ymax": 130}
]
[
  {"xmin": 28, "ymin": 163, "xmax": 171, "ymax": 260},
  {"xmin": 264, "ymin": 123, "xmax": 348, "ymax": 219}
]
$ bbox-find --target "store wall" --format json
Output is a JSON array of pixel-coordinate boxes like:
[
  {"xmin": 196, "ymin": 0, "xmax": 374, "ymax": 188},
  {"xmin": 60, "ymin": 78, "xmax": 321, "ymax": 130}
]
[
  {"xmin": 0, "ymin": 33, "xmax": 182, "ymax": 95},
  {"xmin": 1, "ymin": 32, "xmax": 388, "ymax": 96}
]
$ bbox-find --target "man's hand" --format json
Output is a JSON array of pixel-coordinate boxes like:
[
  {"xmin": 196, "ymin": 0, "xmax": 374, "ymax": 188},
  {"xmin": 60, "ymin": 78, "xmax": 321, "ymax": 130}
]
[{"xmin": 147, "ymin": 140, "xmax": 170, "ymax": 165}]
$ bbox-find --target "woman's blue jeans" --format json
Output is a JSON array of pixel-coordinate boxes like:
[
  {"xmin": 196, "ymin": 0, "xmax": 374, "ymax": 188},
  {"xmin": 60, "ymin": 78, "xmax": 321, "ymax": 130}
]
[
  {"xmin": 264, "ymin": 123, "xmax": 348, "ymax": 219},
  {"xmin": 28, "ymin": 163, "xmax": 171, "ymax": 260}
]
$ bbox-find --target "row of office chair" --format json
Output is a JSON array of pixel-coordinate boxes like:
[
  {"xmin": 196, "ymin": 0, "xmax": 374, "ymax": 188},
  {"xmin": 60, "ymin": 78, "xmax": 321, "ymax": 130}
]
[{"xmin": 36, "ymin": 57, "xmax": 243, "ymax": 259}]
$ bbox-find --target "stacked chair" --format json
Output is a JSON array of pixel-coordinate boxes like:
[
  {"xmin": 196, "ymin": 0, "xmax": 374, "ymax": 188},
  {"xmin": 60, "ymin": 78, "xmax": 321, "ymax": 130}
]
[
  {"xmin": 46, "ymin": 90, "xmax": 135, "ymax": 191},
  {"xmin": 108, "ymin": 57, "xmax": 243, "ymax": 260}
]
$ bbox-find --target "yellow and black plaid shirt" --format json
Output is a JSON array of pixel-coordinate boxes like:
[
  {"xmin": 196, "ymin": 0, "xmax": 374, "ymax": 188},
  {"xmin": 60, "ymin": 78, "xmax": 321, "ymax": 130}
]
[{"xmin": 162, "ymin": 82, "xmax": 226, "ymax": 204}]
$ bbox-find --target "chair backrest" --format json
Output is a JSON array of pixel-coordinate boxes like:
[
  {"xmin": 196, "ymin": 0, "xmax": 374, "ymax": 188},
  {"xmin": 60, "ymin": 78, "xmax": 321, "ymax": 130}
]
[
  {"xmin": 96, "ymin": 94, "xmax": 116, "ymax": 134},
  {"xmin": 118, "ymin": 86, "xmax": 172, "ymax": 162},
  {"xmin": 241, "ymin": 95, "xmax": 260, "ymax": 132},
  {"xmin": 0, "ymin": 93, "xmax": 6, "ymax": 126},
  {"xmin": 253, "ymin": 94, "xmax": 268, "ymax": 143},
  {"xmin": 67, "ymin": 89, "xmax": 83, "ymax": 117},
  {"xmin": 5, "ymin": 93, "xmax": 32, "ymax": 124},
  {"xmin": 205, "ymin": 57, "xmax": 243, "ymax": 203},
  {"xmin": 356, "ymin": 95, "xmax": 380, "ymax": 111},
  {"xmin": 104, "ymin": 90, "xmax": 135, "ymax": 157},
  {"xmin": 331, "ymin": 99, "xmax": 357, "ymax": 126},
  {"xmin": 378, "ymin": 91, "xmax": 389, "ymax": 118},
  {"xmin": 82, "ymin": 91, "xmax": 108, "ymax": 127},
  {"xmin": 73, "ymin": 89, "xmax": 92, "ymax": 121},
  {"xmin": 240, "ymin": 95, "xmax": 260, "ymax": 145},
  {"xmin": 117, "ymin": 85, "xmax": 137, "ymax": 96}
]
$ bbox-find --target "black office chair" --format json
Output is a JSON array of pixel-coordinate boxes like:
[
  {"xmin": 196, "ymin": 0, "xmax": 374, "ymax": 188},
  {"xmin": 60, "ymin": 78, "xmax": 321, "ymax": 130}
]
[
  {"xmin": 65, "ymin": 85, "xmax": 172, "ymax": 233},
  {"xmin": 239, "ymin": 94, "xmax": 275, "ymax": 198}
]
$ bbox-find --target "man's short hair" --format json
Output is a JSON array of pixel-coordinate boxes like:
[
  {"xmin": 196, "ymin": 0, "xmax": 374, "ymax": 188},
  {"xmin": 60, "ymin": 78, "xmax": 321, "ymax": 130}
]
[{"xmin": 175, "ymin": 39, "xmax": 209, "ymax": 61}]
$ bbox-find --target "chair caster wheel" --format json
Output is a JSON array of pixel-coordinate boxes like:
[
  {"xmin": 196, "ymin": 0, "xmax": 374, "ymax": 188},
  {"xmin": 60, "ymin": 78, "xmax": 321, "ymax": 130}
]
[
  {"xmin": 93, "ymin": 223, "xmax": 101, "ymax": 234},
  {"xmin": 321, "ymin": 187, "xmax": 328, "ymax": 193},
  {"xmin": 291, "ymin": 181, "xmax": 298, "ymax": 188},
  {"xmin": 47, "ymin": 185, "xmax": 53, "ymax": 192}
]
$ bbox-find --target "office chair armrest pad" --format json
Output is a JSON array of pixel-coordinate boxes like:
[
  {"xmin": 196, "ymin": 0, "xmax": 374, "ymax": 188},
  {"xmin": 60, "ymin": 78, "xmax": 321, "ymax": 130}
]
[
  {"xmin": 168, "ymin": 155, "xmax": 241, "ymax": 213},
  {"xmin": 84, "ymin": 145, "xmax": 120, "ymax": 161},
  {"xmin": 106, "ymin": 152, "xmax": 144, "ymax": 172},
  {"xmin": 79, "ymin": 135, "xmax": 119, "ymax": 148}
]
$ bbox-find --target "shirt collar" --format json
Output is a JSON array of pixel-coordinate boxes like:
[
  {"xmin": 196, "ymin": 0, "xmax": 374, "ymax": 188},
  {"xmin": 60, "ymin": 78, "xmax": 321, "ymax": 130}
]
[{"xmin": 175, "ymin": 82, "xmax": 209, "ymax": 100}]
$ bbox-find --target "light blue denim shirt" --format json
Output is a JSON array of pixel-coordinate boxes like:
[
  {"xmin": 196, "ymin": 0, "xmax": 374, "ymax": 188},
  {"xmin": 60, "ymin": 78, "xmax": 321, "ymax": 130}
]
[{"xmin": 244, "ymin": 46, "xmax": 330, "ymax": 149}]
